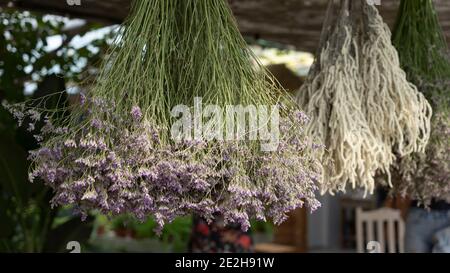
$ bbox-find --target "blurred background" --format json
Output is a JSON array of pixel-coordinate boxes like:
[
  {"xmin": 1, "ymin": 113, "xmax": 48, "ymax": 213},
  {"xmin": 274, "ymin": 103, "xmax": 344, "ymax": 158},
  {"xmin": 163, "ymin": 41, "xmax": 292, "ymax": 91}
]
[{"xmin": 1, "ymin": 0, "xmax": 448, "ymax": 253}]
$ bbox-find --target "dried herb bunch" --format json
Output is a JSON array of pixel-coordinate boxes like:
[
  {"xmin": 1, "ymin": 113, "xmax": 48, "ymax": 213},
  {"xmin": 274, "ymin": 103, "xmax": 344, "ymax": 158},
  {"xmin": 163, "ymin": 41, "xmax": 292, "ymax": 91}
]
[
  {"xmin": 391, "ymin": 0, "xmax": 450, "ymax": 205},
  {"xmin": 3, "ymin": 0, "xmax": 323, "ymax": 231},
  {"xmin": 297, "ymin": 0, "xmax": 432, "ymax": 195}
]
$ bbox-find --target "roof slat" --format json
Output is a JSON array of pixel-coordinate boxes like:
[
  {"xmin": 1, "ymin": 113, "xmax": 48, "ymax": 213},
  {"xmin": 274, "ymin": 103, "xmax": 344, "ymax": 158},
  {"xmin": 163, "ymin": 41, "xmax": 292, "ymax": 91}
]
[{"xmin": 3, "ymin": 0, "xmax": 450, "ymax": 52}]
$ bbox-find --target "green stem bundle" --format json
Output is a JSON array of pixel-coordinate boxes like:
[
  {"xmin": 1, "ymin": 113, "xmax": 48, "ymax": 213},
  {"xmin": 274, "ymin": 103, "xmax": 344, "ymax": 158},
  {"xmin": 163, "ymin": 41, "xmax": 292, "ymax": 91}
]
[
  {"xmin": 393, "ymin": 0, "xmax": 450, "ymax": 107},
  {"xmin": 391, "ymin": 0, "xmax": 450, "ymax": 205}
]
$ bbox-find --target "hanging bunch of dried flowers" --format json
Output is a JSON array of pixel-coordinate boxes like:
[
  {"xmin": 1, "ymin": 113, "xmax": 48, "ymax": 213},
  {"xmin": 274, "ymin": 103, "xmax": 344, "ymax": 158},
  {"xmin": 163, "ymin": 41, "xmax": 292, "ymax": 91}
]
[
  {"xmin": 390, "ymin": 0, "xmax": 450, "ymax": 206},
  {"xmin": 297, "ymin": 0, "xmax": 432, "ymax": 195},
  {"xmin": 3, "ymin": 0, "xmax": 323, "ymax": 232}
]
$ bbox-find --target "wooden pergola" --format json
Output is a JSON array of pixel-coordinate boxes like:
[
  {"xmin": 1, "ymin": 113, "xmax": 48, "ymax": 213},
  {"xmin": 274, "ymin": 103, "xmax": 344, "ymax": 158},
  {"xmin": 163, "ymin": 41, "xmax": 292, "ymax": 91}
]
[{"xmin": 2, "ymin": 0, "xmax": 450, "ymax": 53}]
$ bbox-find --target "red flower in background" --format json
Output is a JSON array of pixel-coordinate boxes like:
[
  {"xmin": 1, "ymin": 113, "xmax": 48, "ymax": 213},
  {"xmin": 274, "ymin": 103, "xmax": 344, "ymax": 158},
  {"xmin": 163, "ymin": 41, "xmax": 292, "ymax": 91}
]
[
  {"xmin": 237, "ymin": 235, "xmax": 252, "ymax": 248},
  {"xmin": 196, "ymin": 223, "xmax": 210, "ymax": 236}
]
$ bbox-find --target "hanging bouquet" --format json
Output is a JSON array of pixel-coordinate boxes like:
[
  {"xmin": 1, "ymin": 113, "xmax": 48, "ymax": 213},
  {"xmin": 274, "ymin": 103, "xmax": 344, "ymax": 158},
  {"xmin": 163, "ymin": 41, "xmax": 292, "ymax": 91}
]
[
  {"xmin": 297, "ymin": 0, "xmax": 432, "ymax": 195},
  {"xmin": 391, "ymin": 0, "xmax": 450, "ymax": 206},
  {"xmin": 3, "ymin": 0, "xmax": 323, "ymax": 231}
]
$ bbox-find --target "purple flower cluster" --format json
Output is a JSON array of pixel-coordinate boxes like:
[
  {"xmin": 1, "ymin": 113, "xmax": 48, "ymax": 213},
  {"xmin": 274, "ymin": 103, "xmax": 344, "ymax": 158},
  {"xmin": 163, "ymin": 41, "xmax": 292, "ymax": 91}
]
[
  {"xmin": 131, "ymin": 106, "xmax": 143, "ymax": 121},
  {"xmin": 3, "ymin": 97, "xmax": 322, "ymax": 232}
]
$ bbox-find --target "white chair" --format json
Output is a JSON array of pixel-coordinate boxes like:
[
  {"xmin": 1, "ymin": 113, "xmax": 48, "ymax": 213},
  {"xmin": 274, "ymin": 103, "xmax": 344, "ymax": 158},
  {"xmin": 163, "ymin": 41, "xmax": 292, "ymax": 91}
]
[{"xmin": 356, "ymin": 208, "xmax": 405, "ymax": 253}]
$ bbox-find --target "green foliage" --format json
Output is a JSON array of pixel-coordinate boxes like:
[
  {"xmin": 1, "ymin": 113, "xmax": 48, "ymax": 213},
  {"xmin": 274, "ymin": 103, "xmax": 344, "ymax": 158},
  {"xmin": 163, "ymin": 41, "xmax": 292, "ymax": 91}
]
[
  {"xmin": 0, "ymin": 8, "xmax": 111, "ymax": 252},
  {"xmin": 250, "ymin": 220, "xmax": 273, "ymax": 234},
  {"xmin": 99, "ymin": 214, "xmax": 192, "ymax": 253},
  {"xmin": 135, "ymin": 217, "xmax": 192, "ymax": 252},
  {"xmin": 0, "ymin": 9, "xmax": 109, "ymax": 99}
]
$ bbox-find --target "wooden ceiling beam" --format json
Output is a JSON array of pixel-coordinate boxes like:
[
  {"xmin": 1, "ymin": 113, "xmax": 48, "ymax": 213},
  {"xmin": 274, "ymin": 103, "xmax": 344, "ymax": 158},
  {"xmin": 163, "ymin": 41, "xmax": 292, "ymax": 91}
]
[{"xmin": 2, "ymin": 0, "xmax": 450, "ymax": 52}]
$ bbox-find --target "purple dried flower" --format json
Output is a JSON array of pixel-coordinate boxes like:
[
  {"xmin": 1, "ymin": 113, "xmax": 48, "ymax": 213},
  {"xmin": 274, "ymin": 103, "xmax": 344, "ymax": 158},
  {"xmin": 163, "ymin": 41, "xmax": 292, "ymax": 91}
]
[
  {"xmin": 26, "ymin": 123, "xmax": 35, "ymax": 132},
  {"xmin": 91, "ymin": 119, "xmax": 102, "ymax": 129},
  {"xmin": 81, "ymin": 188, "xmax": 98, "ymax": 202},
  {"xmin": 15, "ymin": 96, "xmax": 321, "ymax": 233},
  {"xmin": 33, "ymin": 135, "xmax": 44, "ymax": 143},
  {"xmin": 28, "ymin": 172, "xmax": 37, "ymax": 183},
  {"xmin": 191, "ymin": 178, "xmax": 210, "ymax": 191},
  {"xmin": 142, "ymin": 194, "xmax": 154, "ymax": 209},
  {"xmin": 80, "ymin": 92, "xmax": 86, "ymax": 105},
  {"xmin": 73, "ymin": 180, "xmax": 89, "ymax": 191},
  {"xmin": 131, "ymin": 106, "xmax": 143, "ymax": 121},
  {"xmin": 64, "ymin": 140, "xmax": 77, "ymax": 148},
  {"xmin": 294, "ymin": 110, "xmax": 310, "ymax": 124},
  {"xmin": 27, "ymin": 109, "xmax": 41, "ymax": 121}
]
